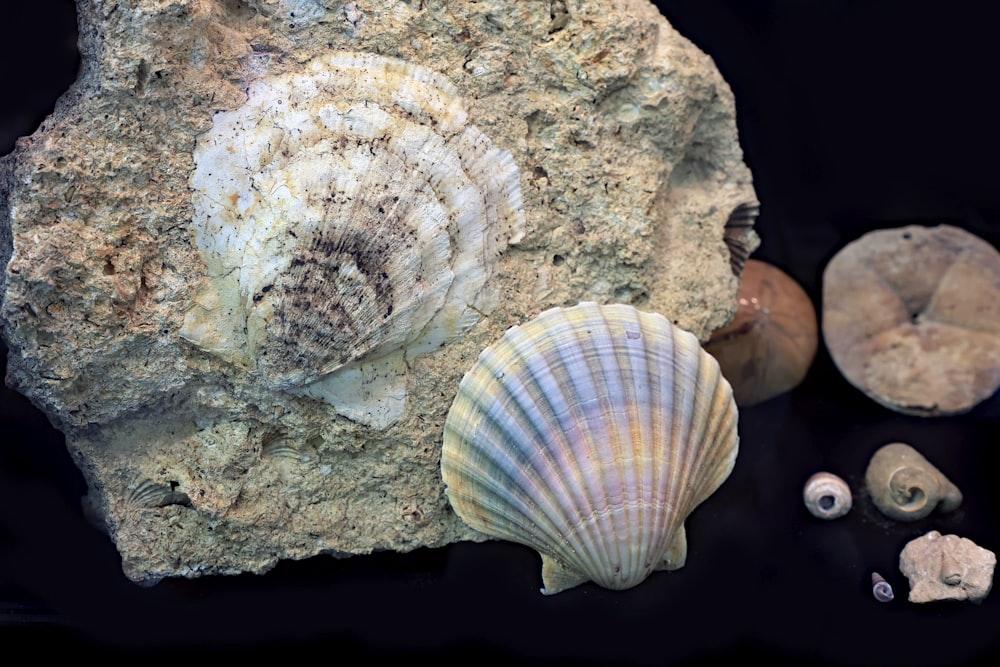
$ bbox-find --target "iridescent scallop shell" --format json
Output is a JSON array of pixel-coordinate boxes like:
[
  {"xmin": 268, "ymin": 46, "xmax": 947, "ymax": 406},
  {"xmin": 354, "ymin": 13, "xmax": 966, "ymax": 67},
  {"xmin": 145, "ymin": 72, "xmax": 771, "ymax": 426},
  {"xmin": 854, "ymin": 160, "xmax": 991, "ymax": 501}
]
[
  {"xmin": 441, "ymin": 302, "xmax": 739, "ymax": 594},
  {"xmin": 181, "ymin": 51, "xmax": 525, "ymax": 427}
]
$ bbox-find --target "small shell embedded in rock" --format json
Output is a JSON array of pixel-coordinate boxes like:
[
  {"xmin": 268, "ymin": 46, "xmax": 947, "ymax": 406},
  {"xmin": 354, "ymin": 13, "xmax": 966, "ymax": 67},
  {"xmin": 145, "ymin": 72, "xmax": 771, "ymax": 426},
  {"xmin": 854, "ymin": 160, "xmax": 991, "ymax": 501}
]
[
  {"xmin": 704, "ymin": 259, "xmax": 818, "ymax": 406},
  {"xmin": 865, "ymin": 443, "xmax": 961, "ymax": 522},
  {"xmin": 441, "ymin": 302, "xmax": 739, "ymax": 595},
  {"xmin": 822, "ymin": 224, "xmax": 1000, "ymax": 416},
  {"xmin": 180, "ymin": 51, "xmax": 526, "ymax": 427},
  {"xmin": 802, "ymin": 472, "xmax": 852, "ymax": 520},
  {"xmin": 899, "ymin": 531, "xmax": 996, "ymax": 603},
  {"xmin": 722, "ymin": 203, "xmax": 760, "ymax": 277}
]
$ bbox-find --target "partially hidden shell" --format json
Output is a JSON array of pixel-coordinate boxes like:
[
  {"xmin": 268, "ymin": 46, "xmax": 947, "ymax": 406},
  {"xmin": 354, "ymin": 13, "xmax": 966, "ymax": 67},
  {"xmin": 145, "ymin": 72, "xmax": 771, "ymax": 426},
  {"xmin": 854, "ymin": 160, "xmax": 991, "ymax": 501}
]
[
  {"xmin": 441, "ymin": 302, "xmax": 739, "ymax": 595},
  {"xmin": 180, "ymin": 51, "xmax": 525, "ymax": 427},
  {"xmin": 704, "ymin": 259, "xmax": 818, "ymax": 407}
]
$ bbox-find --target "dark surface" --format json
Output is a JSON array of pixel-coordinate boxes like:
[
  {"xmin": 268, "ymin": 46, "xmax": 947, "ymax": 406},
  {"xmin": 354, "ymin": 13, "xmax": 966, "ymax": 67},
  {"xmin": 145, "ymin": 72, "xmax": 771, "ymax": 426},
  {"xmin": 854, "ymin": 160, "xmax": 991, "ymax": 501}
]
[{"xmin": 2, "ymin": 0, "xmax": 1000, "ymax": 663}]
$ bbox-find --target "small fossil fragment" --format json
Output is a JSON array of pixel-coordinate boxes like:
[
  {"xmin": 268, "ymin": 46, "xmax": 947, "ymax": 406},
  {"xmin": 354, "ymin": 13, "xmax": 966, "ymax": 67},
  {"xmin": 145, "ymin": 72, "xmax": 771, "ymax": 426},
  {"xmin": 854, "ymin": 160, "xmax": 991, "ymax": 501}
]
[
  {"xmin": 802, "ymin": 471, "xmax": 852, "ymax": 520},
  {"xmin": 441, "ymin": 302, "xmax": 739, "ymax": 595},
  {"xmin": 871, "ymin": 572, "xmax": 894, "ymax": 602},
  {"xmin": 865, "ymin": 442, "xmax": 961, "ymax": 522},
  {"xmin": 822, "ymin": 224, "xmax": 1000, "ymax": 416},
  {"xmin": 704, "ymin": 259, "xmax": 818, "ymax": 406},
  {"xmin": 899, "ymin": 531, "xmax": 996, "ymax": 603}
]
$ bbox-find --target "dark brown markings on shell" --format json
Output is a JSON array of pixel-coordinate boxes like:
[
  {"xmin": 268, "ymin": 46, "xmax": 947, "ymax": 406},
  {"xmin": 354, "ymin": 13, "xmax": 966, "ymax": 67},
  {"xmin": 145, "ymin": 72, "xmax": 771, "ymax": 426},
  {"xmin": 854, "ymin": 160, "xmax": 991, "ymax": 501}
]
[
  {"xmin": 723, "ymin": 203, "xmax": 759, "ymax": 277},
  {"xmin": 269, "ymin": 225, "xmax": 395, "ymax": 368},
  {"xmin": 258, "ymin": 151, "xmax": 438, "ymax": 384}
]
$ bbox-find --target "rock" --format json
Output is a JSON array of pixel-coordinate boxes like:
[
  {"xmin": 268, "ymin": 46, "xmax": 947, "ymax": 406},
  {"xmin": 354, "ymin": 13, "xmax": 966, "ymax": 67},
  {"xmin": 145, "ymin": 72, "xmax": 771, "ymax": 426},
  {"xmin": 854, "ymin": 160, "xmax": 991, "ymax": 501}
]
[
  {"xmin": 0, "ymin": 0, "xmax": 755, "ymax": 584},
  {"xmin": 822, "ymin": 224, "xmax": 1000, "ymax": 416},
  {"xmin": 899, "ymin": 531, "xmax": 996, "ymax": 603}
]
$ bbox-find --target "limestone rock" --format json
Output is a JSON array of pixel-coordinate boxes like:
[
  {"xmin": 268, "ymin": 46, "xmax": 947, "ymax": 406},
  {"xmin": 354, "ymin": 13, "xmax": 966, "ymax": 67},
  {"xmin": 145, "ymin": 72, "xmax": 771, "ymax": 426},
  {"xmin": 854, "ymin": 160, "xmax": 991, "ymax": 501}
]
[
  {"xmin": 899, "ymin": 531, "xmax": 996, "ymax": 603},
  {"xmin": 0, "ymin": 0, "xmax": 755, "ymax": 583}
]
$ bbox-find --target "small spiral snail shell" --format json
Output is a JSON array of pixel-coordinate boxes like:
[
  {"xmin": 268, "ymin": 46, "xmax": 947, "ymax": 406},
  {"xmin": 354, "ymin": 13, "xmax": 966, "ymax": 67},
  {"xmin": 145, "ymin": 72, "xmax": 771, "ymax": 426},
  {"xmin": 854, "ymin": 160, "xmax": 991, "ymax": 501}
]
[
  {"xmin": 871, "ymin": 572, "xmax": 894, "ymax": 602},
  {"xmin": 802, "ymin": 472, "xmax": 852, "ymax": 520},
  {"xmin": 865, "ymin": 443, "xmax": 962, "ymax": 522}
]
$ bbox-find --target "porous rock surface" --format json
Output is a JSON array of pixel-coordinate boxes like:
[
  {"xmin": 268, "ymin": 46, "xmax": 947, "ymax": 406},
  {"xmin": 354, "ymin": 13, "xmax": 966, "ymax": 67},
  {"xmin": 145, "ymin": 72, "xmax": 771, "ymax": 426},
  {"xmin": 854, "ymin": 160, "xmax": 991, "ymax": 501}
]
[
  {"xmin": 0, "ymin": 0, "xmax": 755, "ymax": 583},
  {"xmin": 899, "ymin": 531, "xmax": 996, "ymax": 603}
]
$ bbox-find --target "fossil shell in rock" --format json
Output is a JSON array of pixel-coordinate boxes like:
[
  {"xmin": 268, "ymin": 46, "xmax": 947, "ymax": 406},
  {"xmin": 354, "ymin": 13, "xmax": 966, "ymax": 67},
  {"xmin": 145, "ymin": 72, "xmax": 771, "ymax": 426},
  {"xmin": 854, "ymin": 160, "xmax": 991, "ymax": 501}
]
[
  {"xmin": 181, "ymin": 51, "xmax": 525, "ymax": 426},
  {"xmin": 441, "ymin": 302, "xmax": 739, "ymax": 595},
  {"xmin": 899, "ymin": 531, "xmax": 996, "ymax": 603},
  {"xmin": 722, "ymin": 203, "xmax": 760, "ymax": 277},
  {"xmin": 704, "ymin": 259, "xmax": 818, "ymax": 406},
  {"xmin": 823, "ymin": 224, "xmax": 1000, "ymax": 416}
]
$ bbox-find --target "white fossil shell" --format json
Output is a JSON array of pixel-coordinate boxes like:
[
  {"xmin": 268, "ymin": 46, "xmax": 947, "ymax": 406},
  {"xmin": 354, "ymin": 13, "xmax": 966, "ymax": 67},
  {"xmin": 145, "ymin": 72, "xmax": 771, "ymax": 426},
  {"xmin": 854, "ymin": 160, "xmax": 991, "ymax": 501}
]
[
  {"xmin": 181, "ymin": 51, "xmax": 525, "ymax": 426},
  {"xmin": 441, "ymin": 302, "xmax": 739, "ymax": 595}
]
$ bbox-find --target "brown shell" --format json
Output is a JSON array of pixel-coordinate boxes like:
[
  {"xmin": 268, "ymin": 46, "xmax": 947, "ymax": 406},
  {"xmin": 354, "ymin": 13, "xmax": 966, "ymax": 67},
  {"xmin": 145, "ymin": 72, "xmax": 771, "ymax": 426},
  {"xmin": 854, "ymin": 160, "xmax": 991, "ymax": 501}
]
[
  {"xmin": 822, "ymin": 224, "xmax": 1000, "ymax": 416},
  {"xmin": 704, "ymin": 259, "xmax": 818, "ymax": 406}
]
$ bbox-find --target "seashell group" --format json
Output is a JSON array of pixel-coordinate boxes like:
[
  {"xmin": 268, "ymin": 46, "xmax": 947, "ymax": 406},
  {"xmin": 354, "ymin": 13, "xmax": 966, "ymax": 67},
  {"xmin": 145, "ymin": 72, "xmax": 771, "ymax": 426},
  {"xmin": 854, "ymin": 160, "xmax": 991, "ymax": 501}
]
[
  {"xmin": 181, "ymin": 51, "xmax": 525, "ymax": 426},
  {"xmin": 441, "ymin": 302, "xmax": 739, "ymax": 595}
]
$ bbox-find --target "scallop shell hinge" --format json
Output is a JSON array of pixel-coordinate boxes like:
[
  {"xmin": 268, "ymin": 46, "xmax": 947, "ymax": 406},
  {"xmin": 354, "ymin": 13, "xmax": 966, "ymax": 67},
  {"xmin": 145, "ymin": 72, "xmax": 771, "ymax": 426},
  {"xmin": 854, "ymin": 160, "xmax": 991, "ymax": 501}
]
[
  {"xmin": 180, "ymin": 51, "xmax": 526, "ymax": 427},
  {"xmin": 441, "ymin": 302, "xmax": 740, "ymax": 595}
]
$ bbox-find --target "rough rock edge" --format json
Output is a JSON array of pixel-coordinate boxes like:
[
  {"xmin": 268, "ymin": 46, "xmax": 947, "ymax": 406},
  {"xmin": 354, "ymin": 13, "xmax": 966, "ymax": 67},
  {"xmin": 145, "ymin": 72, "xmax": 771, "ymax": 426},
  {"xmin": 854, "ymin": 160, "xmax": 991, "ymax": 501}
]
[{"xmin": 0, "ymin": 0, "xmax": 756, "ymax": 583}]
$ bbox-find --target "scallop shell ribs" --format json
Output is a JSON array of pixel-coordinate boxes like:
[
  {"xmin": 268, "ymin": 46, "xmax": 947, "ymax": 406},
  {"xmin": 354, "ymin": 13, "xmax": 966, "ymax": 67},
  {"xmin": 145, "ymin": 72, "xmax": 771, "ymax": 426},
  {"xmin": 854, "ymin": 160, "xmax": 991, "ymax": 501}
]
[
  {"xmin": 441, "ymin": 302, "xmax": 739, "ymax": 594},
  {"xmin": 180, "ymin": 52, "xmax": 525, "ymax": 426}
]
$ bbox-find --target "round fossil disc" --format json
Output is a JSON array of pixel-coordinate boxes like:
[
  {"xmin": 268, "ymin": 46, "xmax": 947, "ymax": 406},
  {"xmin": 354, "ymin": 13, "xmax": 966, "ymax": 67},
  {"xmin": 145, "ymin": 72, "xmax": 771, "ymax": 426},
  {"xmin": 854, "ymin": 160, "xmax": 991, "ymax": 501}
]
[{"xmin": 822, "ymin": 224, "xmax": 1000, "ymax": 416}]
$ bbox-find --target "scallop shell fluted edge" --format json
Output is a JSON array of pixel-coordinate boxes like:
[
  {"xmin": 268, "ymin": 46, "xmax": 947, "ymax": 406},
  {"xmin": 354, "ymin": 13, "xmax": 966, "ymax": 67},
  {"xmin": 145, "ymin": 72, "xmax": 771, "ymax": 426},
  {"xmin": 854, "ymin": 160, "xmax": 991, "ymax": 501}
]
[{"xmin": 441, "ymin": 302, "xmax": 739, "ymax": 594}]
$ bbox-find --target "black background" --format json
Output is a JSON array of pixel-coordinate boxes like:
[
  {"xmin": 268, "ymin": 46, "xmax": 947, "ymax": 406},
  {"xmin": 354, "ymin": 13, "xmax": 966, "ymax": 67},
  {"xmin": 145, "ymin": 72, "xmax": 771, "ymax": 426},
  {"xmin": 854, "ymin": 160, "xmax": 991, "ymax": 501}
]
[{"xmin": 2, "ymin": 0, "xmax": 1000, "ymax": 663}]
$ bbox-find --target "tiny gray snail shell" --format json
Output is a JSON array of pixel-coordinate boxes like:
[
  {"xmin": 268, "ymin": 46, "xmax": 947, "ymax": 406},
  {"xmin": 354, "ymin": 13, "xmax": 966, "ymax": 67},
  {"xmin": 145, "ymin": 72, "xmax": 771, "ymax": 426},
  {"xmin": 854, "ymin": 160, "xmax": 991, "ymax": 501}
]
[
  {"xmin": 803, "ymin": 472, "xmax": 852, "ymax": 519},
  {"xmin": 871, "ymin": 572, "xmax": 894, "ymax": 602}
]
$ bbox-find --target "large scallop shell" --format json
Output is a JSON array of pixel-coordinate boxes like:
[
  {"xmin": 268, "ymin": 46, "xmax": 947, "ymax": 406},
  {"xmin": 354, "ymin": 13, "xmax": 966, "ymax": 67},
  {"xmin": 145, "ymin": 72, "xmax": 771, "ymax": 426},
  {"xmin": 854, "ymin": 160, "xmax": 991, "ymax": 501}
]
[
  {"xmin": 441, "ymin": 302, "xmax": 739, "ymax": 594},
  {"xmin": 180, "ymin": 52, "xmax": 525, "ymax": 426}
]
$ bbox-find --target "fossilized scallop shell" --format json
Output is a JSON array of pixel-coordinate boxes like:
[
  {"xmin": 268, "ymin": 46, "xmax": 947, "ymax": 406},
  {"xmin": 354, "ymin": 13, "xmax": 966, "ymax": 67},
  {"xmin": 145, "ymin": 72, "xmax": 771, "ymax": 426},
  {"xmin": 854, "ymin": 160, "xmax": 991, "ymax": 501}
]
[
  {"xmin": 441, "ymin": 302, "xmax": 739, "ymax": 594},
  {"xmin": 181, "ymin": 51, "xmax": 525, "ymax": 426}
]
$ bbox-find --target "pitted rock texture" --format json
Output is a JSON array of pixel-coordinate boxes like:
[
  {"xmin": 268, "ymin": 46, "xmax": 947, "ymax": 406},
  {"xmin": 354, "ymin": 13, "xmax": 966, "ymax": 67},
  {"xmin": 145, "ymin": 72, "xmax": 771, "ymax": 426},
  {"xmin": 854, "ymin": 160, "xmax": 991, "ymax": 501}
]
[{"xmin": 0, "ymin": 0, "xmax": 755, "ymax": 583}]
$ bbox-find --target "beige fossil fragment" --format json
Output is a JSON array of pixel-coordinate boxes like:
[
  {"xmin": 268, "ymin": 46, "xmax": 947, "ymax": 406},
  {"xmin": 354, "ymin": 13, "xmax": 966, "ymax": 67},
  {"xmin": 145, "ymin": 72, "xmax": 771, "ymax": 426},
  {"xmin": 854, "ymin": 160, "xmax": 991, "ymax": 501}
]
[
  {"xmin": 822, "ymin": 224, "xmax": 1000, "ymax": 416},
  {"xmin": 899, "ymin": 531, "xmax": 996, "ymax": 603},
  {"xmin": 864, "ymin": 442, "xmax": 961, "ymax": 522},
  {"xmin": 0, "ymin": 0, "xmax": 756, "ymax": 583}
]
